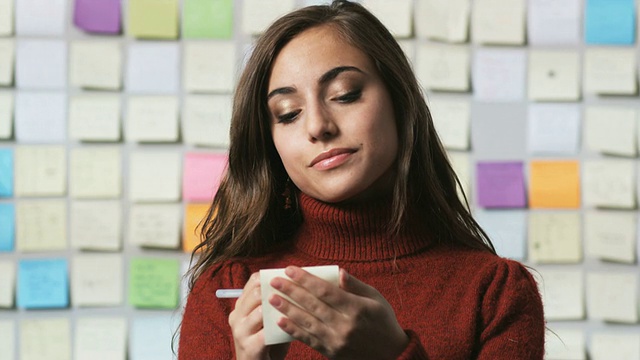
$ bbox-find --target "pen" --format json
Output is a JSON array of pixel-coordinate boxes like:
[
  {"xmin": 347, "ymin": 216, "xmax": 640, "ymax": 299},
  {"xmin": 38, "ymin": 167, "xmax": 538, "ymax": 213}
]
[{"xmin": 216, "ymin": 289, "xmax": 243, "ymax": 298}]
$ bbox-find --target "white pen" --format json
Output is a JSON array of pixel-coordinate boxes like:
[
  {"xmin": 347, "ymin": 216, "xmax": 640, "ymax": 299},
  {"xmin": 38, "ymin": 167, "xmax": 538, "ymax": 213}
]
[{"xmin": 216, "ymin": 289, "xmax": 243, "ymax": 298}]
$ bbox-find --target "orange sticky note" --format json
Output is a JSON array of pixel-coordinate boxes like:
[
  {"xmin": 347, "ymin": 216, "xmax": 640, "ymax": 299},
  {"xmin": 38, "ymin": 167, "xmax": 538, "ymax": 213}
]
[
  {"xmin": 529, "ymin": 160, "xmax": 580, "ymax": 208},
  {"xmin": 183, "ymin": 203, "xmax": 211, "ymax": 253}
]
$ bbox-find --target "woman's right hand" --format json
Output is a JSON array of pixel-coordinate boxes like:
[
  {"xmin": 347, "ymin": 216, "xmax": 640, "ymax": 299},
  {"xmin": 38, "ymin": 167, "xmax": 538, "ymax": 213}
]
[{"xmin": 229, "ymin": 272, "xmax": 290, "ymax": 360}]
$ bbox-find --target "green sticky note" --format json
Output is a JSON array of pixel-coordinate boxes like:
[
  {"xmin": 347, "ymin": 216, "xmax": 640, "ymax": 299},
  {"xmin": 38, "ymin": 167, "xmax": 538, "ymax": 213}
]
[
  {"xmin": 128, "ymin": 0, "xmax": 179, "ymax": 39},
  {"xmin": 129, "ymin": 258, "xmax": 180, "ymax": 309},
  {"xmin": 183, "ymin": 0, "xmax": 233, "ymax": 39}
]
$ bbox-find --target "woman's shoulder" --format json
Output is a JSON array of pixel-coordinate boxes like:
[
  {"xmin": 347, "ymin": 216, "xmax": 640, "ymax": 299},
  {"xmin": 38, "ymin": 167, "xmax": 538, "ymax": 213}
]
[{"xmin": 428, "ymin": 244, "xmax": 536, "ymax": 284}]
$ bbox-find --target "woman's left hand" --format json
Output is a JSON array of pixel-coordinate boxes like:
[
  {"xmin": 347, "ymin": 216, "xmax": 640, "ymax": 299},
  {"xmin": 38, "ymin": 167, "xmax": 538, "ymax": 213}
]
[{"xmin": 268, "ymin": 266, "xmax": 409, "ymax": 359}]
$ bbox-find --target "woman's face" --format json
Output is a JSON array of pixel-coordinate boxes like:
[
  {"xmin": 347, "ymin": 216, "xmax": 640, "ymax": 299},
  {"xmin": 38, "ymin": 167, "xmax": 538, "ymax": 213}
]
[{"xmin": 267, "ymin": 25, "xmax": 398, "ymax": 203}]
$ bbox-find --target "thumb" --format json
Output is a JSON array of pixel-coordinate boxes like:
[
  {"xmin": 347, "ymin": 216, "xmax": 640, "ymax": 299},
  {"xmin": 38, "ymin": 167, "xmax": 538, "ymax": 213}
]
[{"xmin": 339, "ymin": 269, "xmax": 378, "ymax": 298}]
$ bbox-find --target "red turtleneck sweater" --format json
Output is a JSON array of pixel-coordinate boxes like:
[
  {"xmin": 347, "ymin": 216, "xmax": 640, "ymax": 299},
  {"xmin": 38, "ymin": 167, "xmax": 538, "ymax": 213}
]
[{"xmin": 179, "ymin": 194, "xmax": 545, "ymax": 359}]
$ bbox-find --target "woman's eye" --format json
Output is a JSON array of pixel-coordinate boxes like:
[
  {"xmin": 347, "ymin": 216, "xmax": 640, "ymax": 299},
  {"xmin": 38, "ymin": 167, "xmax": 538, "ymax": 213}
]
[
  {"xmin": 335, "ymin": 90, "xmax": 362, "ymax": 103},
  {"xmin": 277, "ymin": 110, "xmax": 301, "ymax": 124}
]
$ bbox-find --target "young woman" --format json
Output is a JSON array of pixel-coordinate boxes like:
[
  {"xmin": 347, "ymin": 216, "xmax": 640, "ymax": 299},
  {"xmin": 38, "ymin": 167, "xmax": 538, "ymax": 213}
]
[{"xmin": 179, "ymin": 1, "xmax": 545, "ymax": 359}]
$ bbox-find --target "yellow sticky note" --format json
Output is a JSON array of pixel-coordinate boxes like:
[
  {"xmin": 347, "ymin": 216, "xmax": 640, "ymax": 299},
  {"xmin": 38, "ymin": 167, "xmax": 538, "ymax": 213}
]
[
  {"xmin": 128, "ymin": 0, "xmax": 179, "ymax": 39},
  {"xmin": 183, "ymin": 203, "xmax": 211, "ymax": 253},
  {"xmin": 529, "ymin": 160, "xmax": 580, "ymax": 208}
]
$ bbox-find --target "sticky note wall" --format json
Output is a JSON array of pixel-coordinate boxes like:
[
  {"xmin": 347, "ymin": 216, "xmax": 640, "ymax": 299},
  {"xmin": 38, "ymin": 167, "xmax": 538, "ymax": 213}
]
[{"xmin": 1, "ymin": 0, "xmax": 640, "ymax": 359}]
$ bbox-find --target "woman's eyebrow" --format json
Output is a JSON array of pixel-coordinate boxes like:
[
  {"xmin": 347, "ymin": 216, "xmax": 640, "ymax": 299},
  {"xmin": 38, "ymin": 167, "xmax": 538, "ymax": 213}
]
[
  {"xmin": 267, "ymin": 66, "xmax": 364, "ymax": 100},
  {"xmin": 318, "ymin": 66, "xmax": 363, "ymax": 86}
]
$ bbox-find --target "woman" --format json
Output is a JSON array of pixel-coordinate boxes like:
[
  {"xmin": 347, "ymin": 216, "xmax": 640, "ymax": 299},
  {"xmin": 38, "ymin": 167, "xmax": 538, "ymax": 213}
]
[{"xmin": 179, "ymin": 1, "xmax": 544, "ymax": 359}]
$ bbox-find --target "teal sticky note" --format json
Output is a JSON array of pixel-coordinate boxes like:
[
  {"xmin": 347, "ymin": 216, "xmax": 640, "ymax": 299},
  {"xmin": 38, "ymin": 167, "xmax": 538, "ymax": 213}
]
[
  {"xmin": 0, "ymin": 203, "xmax": 14, "ymax": 251},
  {"xmin": 585, "ymin": 0, "xmax": 636, "ymax": 45},
  {"xmin": 18, "ymin": 259, "xmax": 69, "ymax": 309},
  {"xmin": 0, "ymin": 149, "xmax": 13, "ymax": 197}
]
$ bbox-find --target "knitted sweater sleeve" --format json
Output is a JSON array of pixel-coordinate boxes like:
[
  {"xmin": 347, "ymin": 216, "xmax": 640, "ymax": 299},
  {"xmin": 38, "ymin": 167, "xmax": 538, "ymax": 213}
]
[
  {"xmin": 178, "ymin": 262, "xmax": 252, "ymax": 360},
  {"xmin": 475, "ymin": 259, "xmax": 545, "ymax": 359}
]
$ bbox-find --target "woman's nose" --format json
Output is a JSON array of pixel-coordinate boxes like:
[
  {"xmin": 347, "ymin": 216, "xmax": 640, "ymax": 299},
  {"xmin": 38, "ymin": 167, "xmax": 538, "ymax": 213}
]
[{"xmin": 305, "ymin": 102, "xmax": 338, "ymax": 142}]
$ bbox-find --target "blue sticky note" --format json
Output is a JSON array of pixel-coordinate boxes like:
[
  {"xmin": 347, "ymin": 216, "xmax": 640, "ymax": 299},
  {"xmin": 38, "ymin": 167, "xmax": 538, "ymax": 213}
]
[
  {"xmin": 0, "ymin": 149, "xmax": 13, "ymax": 197},
  {"xmin": 0, "ymin": 203, "xmax": 14, "ymax": 251},
  {"xmin": 17, "ymin": 259, "xmax": 69, "ymax": 309},
  {"xmin": 585, "ymin": 0, "xmax": 636, "ymax": 45}
]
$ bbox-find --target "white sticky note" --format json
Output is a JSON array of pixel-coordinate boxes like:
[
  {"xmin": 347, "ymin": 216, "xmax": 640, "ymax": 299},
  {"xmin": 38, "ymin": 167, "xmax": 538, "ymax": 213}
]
[
  {"xmin": 68, "ymin": 94, "xmax": 121, "ymax": 142},
  {"xmin": 585, "ymin": 211, "xmax": 636, "ymax": 264},
  {"xmin": 0, "ymin": 260, "xmax": 15, "ymax": 308},
  {"xmin": 583, "ymin": 160, "xmax": 635, "ymax": 209},
  {"xmin": 0, "ymin": 320, "xmax": 15, "ymax": 360},
  {"xmin": 0, "ymin": 39, "xmax": 14, "ymax": 86},
  {"xmin": 129, "ymin": 151, "xmax": 181, "ymax": 202},
  {"xmin": 398, "ymin": 39, "xmax": 415, "ymax": 64},
  {"xmin": 70, "ymin": 41, "xmax": 122, "ymax": 90},
  {"xmin": 126, "ymin": 42, "xmax": 180, "ymax": 94},
  {"xmin": 415, "ymin": 0, "xmax": 470, "ymax": 42},
  {"xmin": 72, "ymin": 254, "xmax": 123, "ymax": 307},
  {"xmin": 591, "ymin": 333, "xmax": 640, "ymax": 360},
  {"xmin": 16, "ymin": 200, "xmax": 67, "ymax": 252},
  {"xmin": 471, "ymin": 0, "xmax": 525, "ymax": 45},
  {"xmin": 528, "ymin": 212, "xmax": 581, "ymax": 263},
  {"xmin": 585, "ymin": 106, "xmax": 637, "ymax": 157},
  {"xmin": 527, "ymin": 0, "xmax": 580, "ymax": 45},
  {"xmin": 416, "ymin": 43, "xmax": 470, "ymax": 92},
  {"xmin": 584, "ymin": 48, "xmax": 637, "ymax": 95},
  {"xmin": 241, "ymin": 0, "xmax": 295, "ymax": 35},
  {"xmin": 14, "ymin": 145, "xmax": 66, "ymax": 197},
  {"xmin": 0, "ymin": 0, "xmax": 14, "ymax": 35},
  {"xmin": 20, "ymin": 318, "xmax": 71, "ymax": 360},
  {"xmin": 528, "ymin": 50, "xmax": 580, "ymax": 101},
  {"xmin": 16, "ymin": 40, "xmax": 66, "ymax": 89},
  {"xmin": 429, "ymin": 97, "xmax": 470, "ymax": 150},
  {"xmin": 75, "ymin": 317, "xmax": 127, "ymax": 360},
  {"xmin": 70, "ymin": 147, "xmax": 121, "ymax": 198},
  {"xmin": 587, "ymin": 272, "xmax": 638, "ymax": 323},
  {"xmin": 15, "ymin": 0, "xmax": 65, "ymax": 35},
  {"xmin": 15, "ymin": 92, "xmax": 66, "ymax": 143},
  {"xmin": 472, "ymin": 48, "xmax": 526, "ymax": 102},
  {"xmin": 131, "ymin": 316, "xmax": 178, "ymax": 360},
  {"xmin": 535, "ymin": 269, "xmax": 584, "ymax": 320},
  {"xmin": 126, "ymin": 96, "xmax": 179, "ymax": 142},
  {"xmin": 447, "ymin": 151, "xmax": 471, "ymax": 203},
  {"xmin": 545, "ymin": 328, "xmax": 585, "ymax": 360},
  {"xmin": 70, "ymin": 201, "xmax": 122, "ymax": 251},
  {"xmin": 183, "ymin": 42, "xmax": 236, "ymax": 93},
  {"xmin": 0, "ymin": 92, "xmax": 14, "ymax": 139},
  {"xmin": 183, "ymin": 94, "xmax": 232, "ymax": 148},
  {"xmin": 474, "ymin": 210, "xmax": 526, "ymax": 260},
  {"xmin": 362, "ymin": 0, "xmax": 412, "ymax": 38},
  {"xmin": 128, "ymin": 204, "xmax": 181, "ymax": 249},
  {"xmin": 260, "ymin": 265, "xmax": 339, "ymax": 345},
  {"xmin": 527, "ymin": 104, "xmax": 580, "ymax": 155}
]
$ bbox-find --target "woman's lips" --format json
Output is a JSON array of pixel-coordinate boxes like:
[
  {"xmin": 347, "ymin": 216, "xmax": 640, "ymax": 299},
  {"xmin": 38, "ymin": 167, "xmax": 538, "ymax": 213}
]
[{"xmin": 309, "ymin": 148, "xmax": 357, "ymax": 170}]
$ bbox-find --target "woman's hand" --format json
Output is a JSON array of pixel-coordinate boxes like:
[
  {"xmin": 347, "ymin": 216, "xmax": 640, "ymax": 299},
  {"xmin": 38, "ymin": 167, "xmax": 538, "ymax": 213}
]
[
  {"xmin": 268, "ymin": 266, "xmax": 409, "ymax": 359},
  {"xmin": 228, "ymin": 272, "xmax": 290, "ymax": 360}
]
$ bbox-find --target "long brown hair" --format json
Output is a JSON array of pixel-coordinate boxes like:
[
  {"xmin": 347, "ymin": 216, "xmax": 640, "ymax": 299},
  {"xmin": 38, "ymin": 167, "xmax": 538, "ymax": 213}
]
[{"xmin": 188, "ymin": 0, "xmax": 495, "ymax": 288}]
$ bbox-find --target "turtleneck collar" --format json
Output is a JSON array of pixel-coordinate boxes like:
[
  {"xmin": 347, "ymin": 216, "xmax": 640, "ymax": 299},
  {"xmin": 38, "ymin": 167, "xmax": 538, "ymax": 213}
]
[{"xmin": 293, "ymin": 192, "xmax": 433, "ymax": 261}]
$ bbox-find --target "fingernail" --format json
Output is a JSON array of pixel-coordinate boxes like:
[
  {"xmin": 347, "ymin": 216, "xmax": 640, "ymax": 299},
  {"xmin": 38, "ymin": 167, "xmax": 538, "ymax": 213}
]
[
  {"xmin": 285, "ymin": 266, "xmax": 295, "ymax": 278},
  {"xmin": 270, "ymin": 296, "xmax": 282, "ymax": 308},
  {"xmin": 271, "ymin": 279, "xmax": 283, "ymax": 290}
]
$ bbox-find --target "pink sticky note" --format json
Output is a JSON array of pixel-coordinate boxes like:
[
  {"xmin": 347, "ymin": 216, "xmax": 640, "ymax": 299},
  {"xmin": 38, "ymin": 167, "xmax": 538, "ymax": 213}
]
[
  {"xmin": 183, "ymin": 153, "xmax": 228, "ymax": 202},
  {"xmin": 476, "ymin": 161, "xmax": 527, "ymax": 208},
  {"xmin": 73, "ymin": 0, "xmax": 121, "ymax": 34}
]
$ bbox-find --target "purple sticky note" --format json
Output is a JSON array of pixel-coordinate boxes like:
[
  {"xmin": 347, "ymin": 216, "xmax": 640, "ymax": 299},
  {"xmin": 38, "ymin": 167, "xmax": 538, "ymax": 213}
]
[
  {"xmin": 476, "ymin": 161, "xmax": 527, "ymax": 208},
  {"xmin": 73, "ymin": 0, "xmax": 121, "ymax": 34}
]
